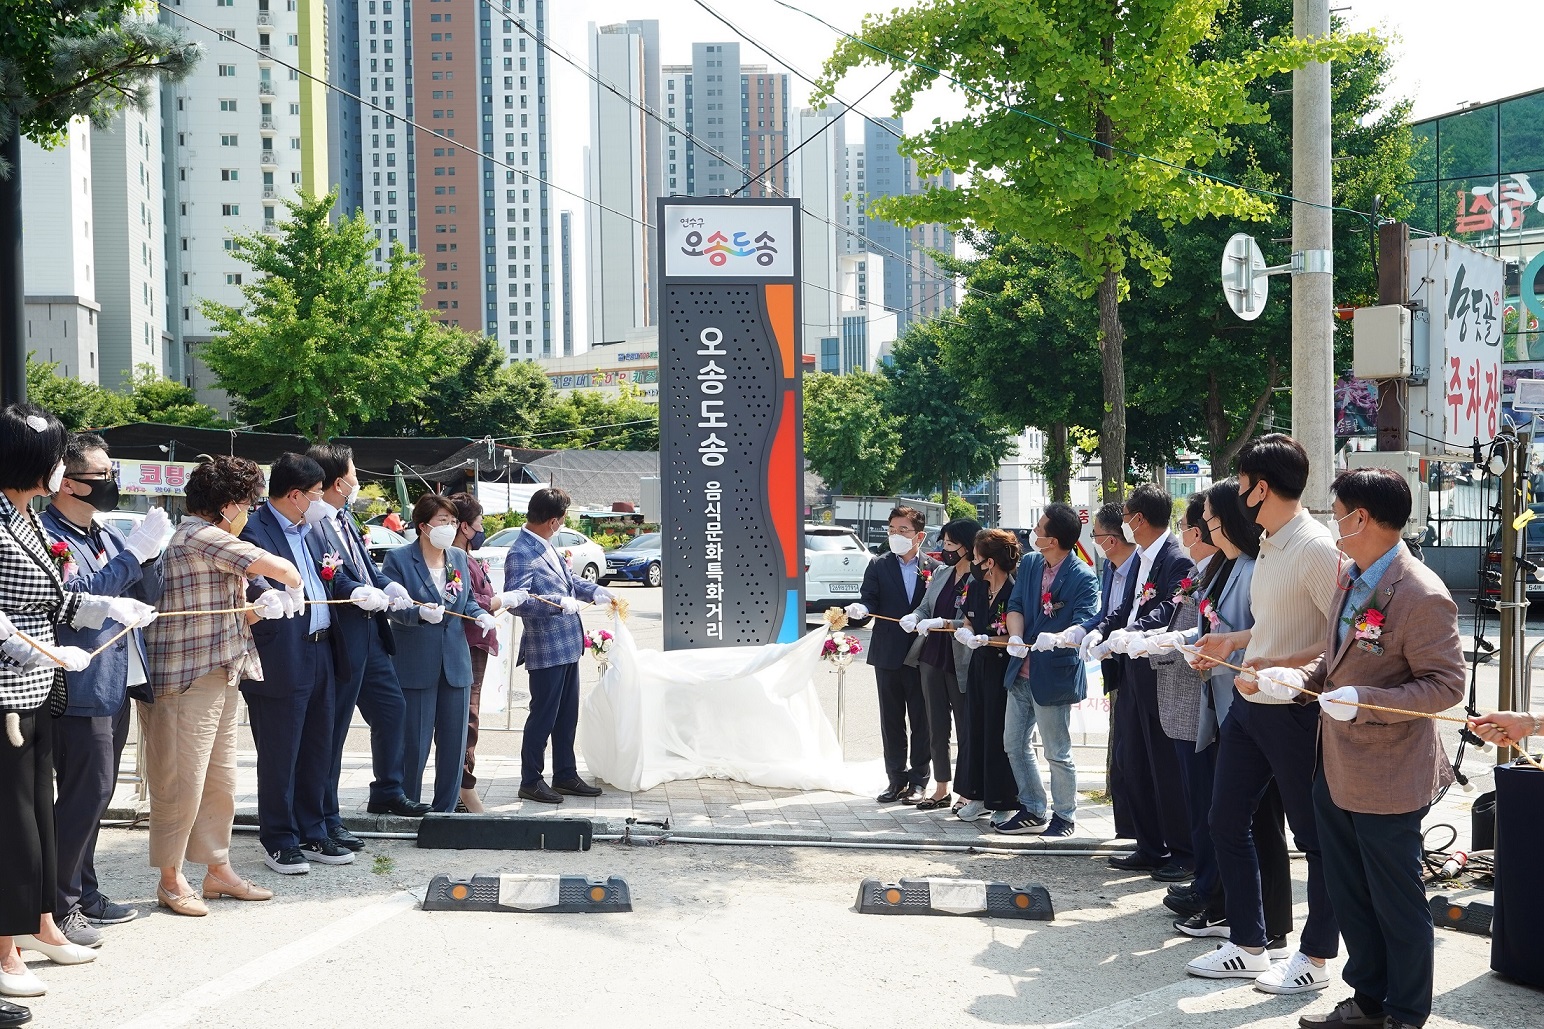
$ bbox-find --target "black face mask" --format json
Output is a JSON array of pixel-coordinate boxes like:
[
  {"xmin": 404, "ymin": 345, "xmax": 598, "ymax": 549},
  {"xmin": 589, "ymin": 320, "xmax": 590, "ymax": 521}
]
[
  {"xmin": 469, "ymin": 529, "xmax": 487, "ymax": 550},
  {"xmin": 939, "ymin": 547, "xmax": 962, "ymax": 566},
  {"xmin": 69, "ymin": 476, "xmax": 120, "ymax": 513},
  {"xmin": 1237, "ymin": 481, "xmax": 1265, "ymax": 525},
  {"xmin": 970, "ymin": 561, "xmax": 987, "ymax": 578}
]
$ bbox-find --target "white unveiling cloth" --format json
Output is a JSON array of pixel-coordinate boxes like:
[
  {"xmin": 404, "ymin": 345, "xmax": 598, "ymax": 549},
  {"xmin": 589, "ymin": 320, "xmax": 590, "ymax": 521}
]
[{"xmin": 578, "ymin": 615, "xmax": 865, "ymax": 793}]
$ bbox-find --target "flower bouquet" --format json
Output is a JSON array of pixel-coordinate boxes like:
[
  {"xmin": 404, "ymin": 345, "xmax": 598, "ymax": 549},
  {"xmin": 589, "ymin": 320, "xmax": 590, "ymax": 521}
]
[
  {"xmin": 584, "ymin": 628, "xmax": 614, "ymax": 671},
  {"xmin": 822, "ymin": 633, "xmax": 863, "ymax": 667}
]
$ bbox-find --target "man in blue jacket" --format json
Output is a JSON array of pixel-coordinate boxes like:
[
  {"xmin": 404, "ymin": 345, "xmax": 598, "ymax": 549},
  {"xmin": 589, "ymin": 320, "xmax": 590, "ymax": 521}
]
[
  {"xmin": 1001, "ymin": 504, "xmax": 1100, "ymax": 837},
  {"xmin": 43, "ymin": 433, "xmax": 167, "ymax": 946}
]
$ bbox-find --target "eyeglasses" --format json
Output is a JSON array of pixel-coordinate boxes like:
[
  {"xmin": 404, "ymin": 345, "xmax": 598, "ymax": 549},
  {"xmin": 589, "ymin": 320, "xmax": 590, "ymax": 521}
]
[
  {"xmin": 1091, "ymin": 532, "xmax": 1119, "ymax": 543},
  {"xmin": 888, "ymin": 526, "xmax": 919, "ymax": 537}
]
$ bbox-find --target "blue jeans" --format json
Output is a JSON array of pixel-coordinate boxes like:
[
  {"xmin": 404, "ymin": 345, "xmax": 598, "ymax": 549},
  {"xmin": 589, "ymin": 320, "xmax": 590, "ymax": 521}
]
[{"xmin": 1003, "ymin": 682, "xmax": 1077, "ymax": 821}]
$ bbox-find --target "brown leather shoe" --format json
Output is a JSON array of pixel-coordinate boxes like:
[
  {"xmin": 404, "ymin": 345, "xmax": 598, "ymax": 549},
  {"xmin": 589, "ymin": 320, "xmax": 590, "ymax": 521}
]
[
  {"xmin": 156, "ymin": 885, "xmax": 209, "ymax": 917},
  {"xmin": 201, "ymin": 876, "xmax": 274, "ymax": 902}
]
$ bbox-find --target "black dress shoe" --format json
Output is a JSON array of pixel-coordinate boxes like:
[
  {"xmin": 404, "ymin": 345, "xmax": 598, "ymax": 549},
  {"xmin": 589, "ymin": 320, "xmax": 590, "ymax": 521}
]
[
  {"xmin": 329, "ymin": 826, "xmax": 365, "ymax": 851},
  {"xmin": 1162, "ymin": 891, "xmax": 1209, "ymax": 917},
  {"xmin": 1298, "ymin": 996, "xmax": 1385, "ymax": 1029},
  {"xmin": 518, "ymin": 781, "xmax": 564, "ymax": 804},
  {"xmin": 366, "ymin": 796, "xmax": 431, "ymax": 817},
  {"xmin": 553, "ymin": 778, "xmax": 602, "ymax": 797},
  {"xmin": 876, "ymin": 782, "xmax": 908, "ymax": 803},
  {"xmin": 1108, "ymin": 852, "xmax": 1168, "ymax": 872},
  {"xmin": 0, "ymin": 999, "xmax": 31, "ymax": 1028},
  {"xmin": 1150, "ymin": 861, "xmax": 1195, "ymax": 883}
]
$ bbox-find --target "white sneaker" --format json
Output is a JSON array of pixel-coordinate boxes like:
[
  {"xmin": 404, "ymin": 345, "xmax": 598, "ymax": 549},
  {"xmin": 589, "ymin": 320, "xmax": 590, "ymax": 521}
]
[
  {"xmin": 1186, "ymin": 942, "xmax": 1271, "ymax": 979},
  {"xmin": 1254, "ymin": 951, "xmax": 1333, "ymax": 995},
  {"xmin": 956, "ymin": 800, "xmax": 988, "ymax": 821}
]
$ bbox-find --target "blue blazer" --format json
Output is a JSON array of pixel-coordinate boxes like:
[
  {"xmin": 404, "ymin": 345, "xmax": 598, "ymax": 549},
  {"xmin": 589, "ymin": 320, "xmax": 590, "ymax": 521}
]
[
  {"xmin": 313, "ymin": 512, "xmax": 396, "ymax": 687},
  {"xmin": 383, "ymin": 542, "xmax": 487, "ymax": 688},
  {"xmin": 500, "ymin": 527, "xmax": 598, "ymax": 671},
  {"xmin": 1096, "ymin": 534, "xmax": 1195, "ymax": 638},
  {"xmin": 41, "ymin": 507, "xmax": 159, "ymax": 716},
  {"xmin": 240, "ymin": 504, "xmax": 347, "ymax": 699},
  {"xmin": 1185, "ymin": 555, "xmax": 1258, "ymax": 749},
  {"xmin": 1004, "ymin": 552, "xmax": 1101, "ymax": 705}
]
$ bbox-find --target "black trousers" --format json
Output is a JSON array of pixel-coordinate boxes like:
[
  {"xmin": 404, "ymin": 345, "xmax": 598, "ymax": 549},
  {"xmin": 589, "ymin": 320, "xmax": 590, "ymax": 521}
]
[
  {"xmin": 955, "ymin": 662, "xmax": 1018, "ymax": 810},
  {"xmin": 243, "ymin": 640, "xmax": 335, "ymax": 853},
  {"xmin": 1114, "ymin": 661, "xmax": 1192, "ymax": 865},
  {"xmin": 54, "ymin": 703, "xmax": 131, "ymax": 919},
  {"xmin": 1105, "ymin": 657, "xmax": 1136, "ymax": 840},
  {"xmin": 875, "ymin": 665, "xmax": 930, "ymax": 788},
  {"xmin": 1314, "ymin": 771, "xmax": 1433, "ymax": 1026},
  {"xmin": 0, "ymin": 709, "xmax": 56, "ymax": 936},
  {"xmin": 918, "ymin": 661, "xmax": 963, "ymax": 784}
]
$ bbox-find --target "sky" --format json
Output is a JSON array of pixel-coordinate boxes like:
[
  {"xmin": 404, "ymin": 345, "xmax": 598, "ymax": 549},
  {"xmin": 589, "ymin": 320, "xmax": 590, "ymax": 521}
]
[{"xmin": 544, "ymin": 0, "xmax": 1544, "ymax": 347}]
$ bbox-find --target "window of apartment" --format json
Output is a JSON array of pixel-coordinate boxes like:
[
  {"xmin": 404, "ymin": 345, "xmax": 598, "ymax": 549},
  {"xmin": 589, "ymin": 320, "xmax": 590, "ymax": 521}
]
[
  {"xmin": 223, "ymin": 239, "xmax": 236, "ymax": 251},
  {"xmin": 218, "ymin": 64, "xmax": 236, "ymax": 76},
  {"xmin": 221, "ymin": 168, "xmax": 239, "ymax": 181},
  {"xmin": 226, "ymin": 274, "xmax": 243, "ymax": 285},
  {"xmin": 221, "ymin": 134, "xmax": 239, "ymax": 146},
  {"xmin": 222, "ymin": 204, "xmax": 239, "ymax": 216},
  {"xmin": 219, "ymin": 99, "xmax": 238, "ymax": 111}
]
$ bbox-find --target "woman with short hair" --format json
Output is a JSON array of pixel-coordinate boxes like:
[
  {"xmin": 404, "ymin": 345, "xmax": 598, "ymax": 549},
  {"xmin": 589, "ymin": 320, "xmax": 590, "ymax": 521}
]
[{"xmin": 951, "ymin": 528, "xmax": 1021, "ymax": 823}]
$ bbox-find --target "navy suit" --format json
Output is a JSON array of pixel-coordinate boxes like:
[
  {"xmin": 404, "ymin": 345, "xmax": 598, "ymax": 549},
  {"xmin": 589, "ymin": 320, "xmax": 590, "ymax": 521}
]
[
  {"xmin": 859, "ymin": 551, "xmax": 938, "ymax": 789},
  {"xmin": 241, "ymin": 505, "xmax": 340, "ymax": 854},
  {"xmin": 1096, "ymin": 534, "xmax": 1195, "ymax": 867},
  {"xmin": 314, "ymin": 510, "xmax": 411, "ymax": 817},
  {"xmin": 41, "ymin": 507, "xmax": 159, "ymax": 920}
]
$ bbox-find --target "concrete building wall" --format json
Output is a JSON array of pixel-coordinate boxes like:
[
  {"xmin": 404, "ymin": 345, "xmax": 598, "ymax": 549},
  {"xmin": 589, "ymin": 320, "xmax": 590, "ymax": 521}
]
[
  {"xmin": 742, "ymin": 69, "xmax": 789, "ymax": 199},
  {"xmin": 791, "ymin": 107, "xmax": 842, "ymax": 355},
  {"xmin": 587, "ymin": 23, "xmax": 650, "ymax": 348},
  {"xmin": 22, "ymin": 121, "xmax": 99, "ymax": 384}
]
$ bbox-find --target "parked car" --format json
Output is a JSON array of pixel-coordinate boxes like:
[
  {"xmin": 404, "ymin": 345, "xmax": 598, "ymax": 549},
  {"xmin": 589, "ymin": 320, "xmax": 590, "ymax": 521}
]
[
  {"xmin": 805, "ymin": 524, "xmax": 875, "ymax": 623},
  {"xmin": 602, "ymin": 532, "xmax": 663, "ymax": 587},
  {"xmin": 361, "ymin": 524, "xmax": 408, "ymax": 565},
  {"xmin": 1483, "ymin": 503, "xmax": 1544, "ymax": 603},
  {"xmin": 477, "ymin": 524, "xmax": 607, "ymax": 592}
]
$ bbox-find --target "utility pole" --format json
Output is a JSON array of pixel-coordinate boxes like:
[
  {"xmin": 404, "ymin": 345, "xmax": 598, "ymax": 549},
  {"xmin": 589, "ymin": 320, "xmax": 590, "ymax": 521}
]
[
  {"xmin": 1292, "ymin": 0, "xmax": 1334, "ymax": 512},
  {"xmin": 1498, "ymin": 432, "xmax": 1523, "ymax": 765},
  {"xmin": 0, "ymin": 124, "xmax": 24, "ymax": 405},
  {"xmin": 1375, "ymin": 222, "xmax": 1410, "ymax": 452}
]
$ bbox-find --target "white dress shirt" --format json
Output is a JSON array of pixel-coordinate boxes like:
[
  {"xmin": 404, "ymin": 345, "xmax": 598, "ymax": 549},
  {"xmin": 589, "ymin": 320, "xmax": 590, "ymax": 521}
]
[{"xmin": 1126, "ymin": 529, "xmax": 1173, "ymax": 629}]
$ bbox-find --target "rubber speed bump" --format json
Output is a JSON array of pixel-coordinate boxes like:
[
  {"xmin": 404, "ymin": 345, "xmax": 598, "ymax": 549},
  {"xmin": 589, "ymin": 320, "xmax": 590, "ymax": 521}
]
[
  {"xmin": 856, "ymin": 878, "xmax": 1053, "ymax": 920},
  {"xmin": 1430, "ymin": 895, "xmax": 1492, "ymax": 936},
  {"xmin": 422, "ymin": 873, "xmax": 631, "ymax": 913},
  {"xmin": 415, "ymin": 814, "xmax": 592, "ymax": 851}
]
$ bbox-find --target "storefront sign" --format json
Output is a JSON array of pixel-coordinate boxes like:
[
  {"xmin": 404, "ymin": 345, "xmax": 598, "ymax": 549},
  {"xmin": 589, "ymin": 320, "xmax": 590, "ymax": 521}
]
[{"xmin": 659, "ymin": 198, "xmax": 803, "ymax": 650}]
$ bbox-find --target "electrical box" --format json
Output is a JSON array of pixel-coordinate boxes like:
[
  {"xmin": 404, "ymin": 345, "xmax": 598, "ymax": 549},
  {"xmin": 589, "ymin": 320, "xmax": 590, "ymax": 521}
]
[
  {"xmin": 1345, "ymin": 450, "xmax": 1428, "ymax": 539},
  {"xmin": 1353, "ymin": 304, "xmax": 1412, "ymax": 379}
]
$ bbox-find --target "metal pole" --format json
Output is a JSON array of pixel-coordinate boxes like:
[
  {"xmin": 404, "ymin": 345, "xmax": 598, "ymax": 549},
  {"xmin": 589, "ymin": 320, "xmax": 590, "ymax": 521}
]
[
  {"xmin": 1, "ymin": 122, "xmax": 26, "ymax": 405},
  {"xmin": 1498, "ymin": 433, "xmax": 1527, "ymax": 765},
  {"xmin": 1292, "ymin": 0, "xmax": 1334, "ymax": 512},
  {"xmin": 836, "ymin": 663, "xmax": 847, "ymax": 759},
  {"xmin": 1375, "ymin": 223, "xmax": 1411, "ymax": 452}
]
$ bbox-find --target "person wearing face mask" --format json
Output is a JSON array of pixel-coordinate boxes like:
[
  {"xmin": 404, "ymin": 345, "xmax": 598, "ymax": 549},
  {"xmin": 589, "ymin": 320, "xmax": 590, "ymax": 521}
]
[
  {"xmin": 305, "ymin": 445, "xmax": 427, "ymax": 855},
  {"xmin": 237, "ymin": 453, "xmax": 358, "ymax": 875},
  {"xmin": 846, "ymin": 507, "xmax": 939, "ymax": 805},
  {"xmin": 1249, "ymin": 469, "xmax": 1464, "ymax": 1029},
  {"xmin": 1183, "ymin": 434, "xmax": 1343, "ymax": 996},
  {"xmin": 899, "ymin": 518, "xmax": 980, "ymax": 810},
  {"xmin": 40, "ymin": 433, "xmax": 168, "ymax": 947},
  {"xmin": 999, "ymin": 504, "xmax": 1100, "ymax": 837},
  {"xmin": 142, "ymin": 455, "xmax": 300, "ymax": 918},
  {"xmin": 448, "ymin": 492, "xmax": 497, "ymax": 813},
  {"xmin": 0, "ymin": 405, "xmax": 161, "ymax": 998},
  {"xmin": 951, "ymin": 529, "xmax": 1022, "ymax": 821},
  {"xmin": 383, "ymin": 494, "xmax": 499, "ymax": 812}
]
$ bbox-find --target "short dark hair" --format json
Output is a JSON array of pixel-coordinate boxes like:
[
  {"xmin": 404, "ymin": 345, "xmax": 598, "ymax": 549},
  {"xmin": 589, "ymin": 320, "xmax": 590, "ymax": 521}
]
[
  {"xmin": 448, "ymin": 491, "xmax": 483, "ymax": 526},
  {"xmin": 1238, "ymin": 433, "xmax": 1309, "ymax": 500},
  {"xmin": 1332, "ymin": 468, "xmax": 1412, "ymax": 530},
  {"xmin": 972, "ymin": 527, "xmax": 1020, "ymax": 572},
  {"xmin": 1042, "ymin": 503, "xmax": 1081, "ymax": 551},
  {"xmin": 0, "ymin": 403, "xmax": 68, "ymax": 491},
  {"xmin": 307, "ymin": 443, "xmax": 354, "ymax": 490},
  {"xmin": 1205, "ymin": 478, "xmax": 1262, "ymax": 559},
  {"xmin": 888, "ymin": 506, "xmax": 925, "ymax": 533},
  {"xmin": 1125, "ymin": 482, "xmax": 1173, "ymax": 528},
  {"xmin": 186, "ymin": 456, "xmax": 266, "ymax": 517},
  {"xmin": 939, "ymin": 518, "xmax": 981, "ymax": 552},
  {"xmin": 1093, "ymin": 502, "xmax": 1125, "ymax": 536},
  {"xmin": 1184, "ymin": 493, "xmax": 1210, "ymax": 545},
  {"xmin": 268, "ymin": 452, "xmax": 325, "ymax": 499},
  {"xmin": 64, "ymin": 431, "xmax": 108, "ymax": 472},
  {"xmin": 412, "ymin": 493, "xmax": 459, "ymax": 529},
  {"xmin": 528, "ymin": 487, "xmax": 571, "ymax": 524}
]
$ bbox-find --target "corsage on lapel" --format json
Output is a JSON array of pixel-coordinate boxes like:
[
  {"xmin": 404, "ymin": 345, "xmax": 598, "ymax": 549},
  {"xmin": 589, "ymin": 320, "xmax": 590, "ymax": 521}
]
[
  {"xmin": 1041, "ymin": 591, "xmax": 1063, "ymax": 617},
  {"xmin": 1198, "ymin": 596, "xmax": 1230, "ymax": 631},
  {"xmin": 1138, "ymin": 581, "xmax": 1157, "ymax": 604},
  {"xmin": 1353, "ymin": 605, "xmax": 1385, "ymax": 655},
  {"xmin": 1173, "ymin": 576, "xmax": 1199, "ymax": 605},
  {"xmin": 48, "ymin": 540, "xmax": 78, "ymax": 580},
  {"xmin": 919, "ymin": 565, "xmax": 932, "ymax": 585},
  {"xmin": 319, "ymin": 552, "xmax": 343, "ymax": 582},
  {"xmin": 443, "ymin": 567, "xmax": 464, "ymax": 601}
]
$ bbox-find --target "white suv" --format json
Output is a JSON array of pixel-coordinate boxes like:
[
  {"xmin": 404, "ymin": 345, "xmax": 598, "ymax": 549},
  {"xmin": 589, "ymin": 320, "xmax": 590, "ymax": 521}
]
[{"xmin": 804, "ymin": 525, "xmax": 874, "ymax": 623}]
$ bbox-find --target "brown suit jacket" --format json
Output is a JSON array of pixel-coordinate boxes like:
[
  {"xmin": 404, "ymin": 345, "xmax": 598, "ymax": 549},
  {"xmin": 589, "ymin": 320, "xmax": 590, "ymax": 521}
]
[{"xmin": 1298, "ymin": 545, "xmax": 1464, "ymax": 816}]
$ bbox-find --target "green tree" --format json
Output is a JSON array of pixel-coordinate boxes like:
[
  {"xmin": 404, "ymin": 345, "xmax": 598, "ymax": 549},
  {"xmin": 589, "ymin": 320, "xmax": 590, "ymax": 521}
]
[
  {"xmin": 124, "ymin": 364, "xmax": 225, "ymax": 427},
  {"xmin": 821, "ymin": 0, "xmax": 1370, "ymax": 499},
  {"xmin": 534, "ymin": 384, "xmax": 659, "ymax": 451},
  {"xmin": 881, "ymin": 319, "xmax": 1016, "ymax": 503},
  {"xmin": 357, "ymin": 331, "xmax": 553, "ymax": 439},
  {"xmin": 198, "ymin": 191, "xmax": 452, "ymax": 441},
  {"xmin": 26, "ymin": 356, "xmax": 131, "ymax": 429},
  {"xmin": 803, "ymin": 372, "xmax": 900, "ymax": 496}
]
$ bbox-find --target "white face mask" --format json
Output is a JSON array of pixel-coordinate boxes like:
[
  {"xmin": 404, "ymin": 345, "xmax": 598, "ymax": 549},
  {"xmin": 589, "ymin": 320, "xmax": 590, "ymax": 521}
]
[
  {"xmin": 46, "ymin": 461, "xmax": 65, "ymax": 493},
  {"xmin": 344, "ymin": 479, "xmax": 361, "ymax": 505},
  {"xmin": 428, "ymin": 523, "xmax": 459, "ymax": 550},
  {"xmin": 1330, "ymin": 511, "xmax": 1363, "ymax": 550},
  {"xmin": 303, "ymin": 499, "xmax": 331, "ymax": 526},
  {"xmin": 1121, "ymin": 519, "xmax": 1137, "ymax": 544},
  {"xmin": 887, "ymin": 533, "xmax": 914, "ymax": 556}
]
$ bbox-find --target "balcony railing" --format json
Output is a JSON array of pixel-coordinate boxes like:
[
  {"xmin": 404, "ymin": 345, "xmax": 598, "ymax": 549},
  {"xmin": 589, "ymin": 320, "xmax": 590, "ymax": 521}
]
[
  {"xmin": 259, "ymin": 119, "xmax": 276, "ymax": 131},
  {"xmin": 259, "ymin": 151, "xmax": 278, "ymax": 168},
  {"xmin": 262, "ymin": 186, "xmax": 277, "ymax": 199},
  {"xmin": 256, "ymin": 13, "xmax": 274, "ymax": 27},
  {"xmin": 262, "ymin": 220, "xmax": 279, "ymax": 234},
  {"xmin": 257, "ymin": 82, "xmax": 275, "ymax": 97}
]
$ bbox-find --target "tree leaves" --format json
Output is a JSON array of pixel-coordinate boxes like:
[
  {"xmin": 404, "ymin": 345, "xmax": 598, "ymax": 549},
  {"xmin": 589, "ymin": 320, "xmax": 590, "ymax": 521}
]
[{"xmin": 802, "ymin": 372, "xmax": 901, "ymax": 496}]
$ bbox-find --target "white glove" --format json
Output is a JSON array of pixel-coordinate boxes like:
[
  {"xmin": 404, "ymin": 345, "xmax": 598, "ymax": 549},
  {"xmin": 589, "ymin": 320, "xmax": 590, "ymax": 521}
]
[
  {"xmin": 252, "ymin": 589, "xmax": 287, "ymax": 620},
  {"xmin": 418, "ymin": 603, "xmax": 446, "ymax": 624},
  {"xmin": 592, "ymin": 586, "xmax": 616, "ymax": 605},
  {"xmin": 1032, "ymin": 632, "xmax": 1059, "ymax": 652},
  {"xmin": 105, "ymin": 597, "xmax": 156, "ymax": 629},
  {"xmin": 383, "ymin": 581, "xmax": 416, "ymax": 612},
  {"xmin": 1124, "ymin": 634, "xmax": 1154, "ymax": 659},
  {"xmin": 898, "ymin": 613, "xmax": 919, "ymax": 634},
  {"xmin": 57, "ymin": 646, "xmax": 92, "ymax": 672},
  {"xmin": 125, "ymin": 507, "xmax": 171, "ymax": 562},
  {"xmin": 1061, "ymin": 625, "xmax": 1088, "ymax": 647},
  {"xmin": 1, "ymin": 636, "xmax": 90, "ymax": 671},
  {"xmin": 1244, "ymin": 665, "xmax": 1304, "ymax": 701},
  {"xmin": 559, "ymin": 596, "xmax": 585, "ymax": 615},
  {"xmin": 283, "ymin": 583, "xmax": 306, "ymax": 618},
  {"xmin": 953, "ymin": 625, "xmax": 976, "ymax": 647},
  {"xmin": 497, "ymin": 588, "xmax": 530, "ymax": 610},
  {"xmin": 1107, "ymin": 629, "xmax": 1139, "ymax": 655},
  {"xmin": 1146, "ymin": 631, "xmax": 1185, "ymax": 654},
  {"xmin": 1090, "ymin": 642, "xmax": 1112, "ymax": 661},
  {"xmin": 474, "ymin": 612, "xmax": 499, "ymax": 632},
  {"xmin": 350, "ymin": 586, "xmax": 390, "ymax": 612},
  {"xmin": 1318, "ymin": 685, "xmax": 1359, "ymax": 721},
  {"xmin": 1006, "ymin": 635, "xmax": 1029, "ymax": 658},
  {"xmin": 916, "ymin": 617, "xmax": 947, "ymax": 633},
  {"xmin": 0, "ymin": 608, "xmax": 13, "ymax": 641},
  {"xmin": 1078, "ymin": 629, "xmax": 1104, "ymax": 662},
  {"xmin": 844, "ymin": 603, "xmax": 869, "ymax": 620}
]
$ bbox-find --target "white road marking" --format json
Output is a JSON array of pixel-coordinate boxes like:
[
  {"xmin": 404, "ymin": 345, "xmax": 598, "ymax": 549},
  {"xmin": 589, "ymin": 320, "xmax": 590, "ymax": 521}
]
[
  {"xmin": 113, "ymin": 890, "xmax": 419, "ymax": 1029},
  {"xmin": 1027, "ymin": 977, "xmax": 1262, "ymax": 1029}
]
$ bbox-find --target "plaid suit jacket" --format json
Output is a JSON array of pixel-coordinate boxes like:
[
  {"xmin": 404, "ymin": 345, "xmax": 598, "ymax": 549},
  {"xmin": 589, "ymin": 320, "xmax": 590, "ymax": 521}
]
[
  {"xmin": 0, "ymin": 493, "xmax": 85, "ymax": 711},
  {"xmin": 501, "ymin": 527, "xmax": 598, "ymax": 670}
]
